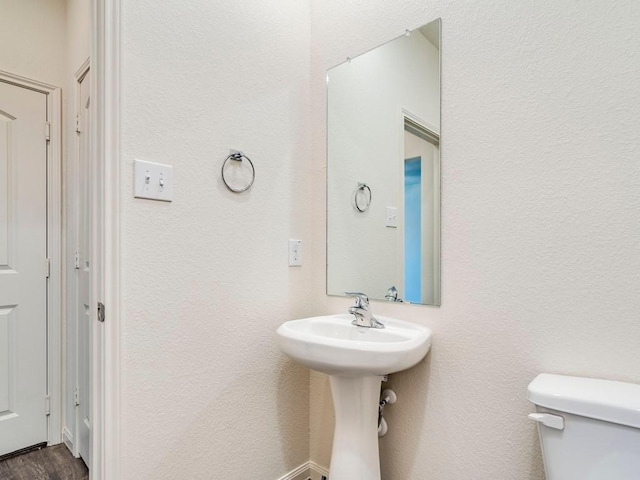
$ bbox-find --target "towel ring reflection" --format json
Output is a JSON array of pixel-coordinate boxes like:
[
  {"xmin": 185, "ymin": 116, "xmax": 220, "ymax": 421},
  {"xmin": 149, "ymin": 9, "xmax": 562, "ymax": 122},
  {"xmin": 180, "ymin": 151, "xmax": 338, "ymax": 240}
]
[
  {"xmin": 221, "ymin": 151, "xmax": 255, "ymax": 193},
  {"xmin": 354, "ymin": 183, "xmax": 372, "ymax": 212}
]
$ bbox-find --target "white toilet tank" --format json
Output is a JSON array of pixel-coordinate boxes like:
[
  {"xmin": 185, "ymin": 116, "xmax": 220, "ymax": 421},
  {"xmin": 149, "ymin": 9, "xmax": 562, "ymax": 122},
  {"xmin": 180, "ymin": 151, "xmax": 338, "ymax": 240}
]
[{"xmin": 528, "ymin": 374, "xmax": 640, "ymax": 480}]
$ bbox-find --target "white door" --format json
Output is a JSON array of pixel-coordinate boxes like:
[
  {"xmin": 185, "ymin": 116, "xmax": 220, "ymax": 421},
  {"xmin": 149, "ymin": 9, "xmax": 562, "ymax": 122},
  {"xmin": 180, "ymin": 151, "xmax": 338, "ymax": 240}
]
[
  {"xmin": 76, "ymin": 70, "xmax": 92, "ymax": 468},
  {"xmin": 0, "ymin": 80, "xmax": 49, "ymax": 455}
]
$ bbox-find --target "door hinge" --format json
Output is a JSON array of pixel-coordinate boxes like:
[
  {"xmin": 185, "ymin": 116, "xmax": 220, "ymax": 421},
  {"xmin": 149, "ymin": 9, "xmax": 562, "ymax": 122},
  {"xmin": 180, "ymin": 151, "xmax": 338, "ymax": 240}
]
[
  {"xmin": 74, "ymin": 250, "xmax": 80, "ymax": 269},
  {"xmin": 74, "ymin": 386, "xmax": 80, "ymax": 406},
  {"xmin": 75, "ymin": 115, "xmax": 81, "ymax": 134},
  {"xmin": 45, "ymin": 258, "xmax": 50, "ymax": 278},
  {"xmin": 45, "ymin": 122, "xmax": 51, "ymax": 141},
  {"xmin": 97, "ymin": 302, "xmax": 105, "ymax": 323},
  {"xmin": 45, "ymin": 395, "xmax": 51, "ymax": 416}
]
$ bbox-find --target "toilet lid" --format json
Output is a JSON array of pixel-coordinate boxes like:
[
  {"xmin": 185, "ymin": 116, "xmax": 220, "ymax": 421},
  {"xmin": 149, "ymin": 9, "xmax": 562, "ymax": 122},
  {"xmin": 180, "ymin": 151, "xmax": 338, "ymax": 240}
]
[{"xmin": 528, "ymin": 374, "xmax": 640, "ymax": 429}]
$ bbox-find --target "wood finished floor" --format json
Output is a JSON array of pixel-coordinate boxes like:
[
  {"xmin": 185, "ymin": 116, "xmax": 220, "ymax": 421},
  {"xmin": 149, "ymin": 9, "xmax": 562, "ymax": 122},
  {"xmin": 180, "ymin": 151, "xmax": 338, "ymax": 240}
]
[{"xmin": 0, "ymin": 444, "xmax": 88, "ymax": 480}]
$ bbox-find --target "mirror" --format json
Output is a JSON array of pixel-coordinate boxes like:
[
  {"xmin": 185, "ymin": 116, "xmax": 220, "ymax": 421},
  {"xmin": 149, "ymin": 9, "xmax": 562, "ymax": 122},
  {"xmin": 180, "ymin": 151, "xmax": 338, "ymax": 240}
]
[{"xmin": 326, "ymin": 18, "xmax": 441, "ymax": 306}]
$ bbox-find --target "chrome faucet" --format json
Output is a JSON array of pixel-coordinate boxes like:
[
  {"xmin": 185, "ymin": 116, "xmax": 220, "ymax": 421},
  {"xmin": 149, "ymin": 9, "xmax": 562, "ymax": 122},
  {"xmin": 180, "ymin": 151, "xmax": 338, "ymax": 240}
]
[{"xmin": 345, "ymin": 292, "xmax": 385, "ymax": 329}]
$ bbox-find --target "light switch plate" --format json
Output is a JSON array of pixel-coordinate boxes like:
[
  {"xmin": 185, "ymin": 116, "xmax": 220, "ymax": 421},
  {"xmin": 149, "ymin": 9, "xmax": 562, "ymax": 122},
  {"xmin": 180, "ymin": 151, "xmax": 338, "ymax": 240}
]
[
  {"xmin": 134, "ymin": 159, "xmax": 173, "ymax": 202},
  {"xmin": 386, "ymin": 207, "xmax": 398, "ymax": 228}
]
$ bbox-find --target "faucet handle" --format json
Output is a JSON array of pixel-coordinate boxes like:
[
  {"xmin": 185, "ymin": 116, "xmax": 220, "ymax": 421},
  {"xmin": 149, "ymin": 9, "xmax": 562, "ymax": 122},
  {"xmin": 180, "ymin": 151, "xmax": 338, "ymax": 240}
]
[{"xmin": 345, "ymin": 292, "xmax": 369, "ymax": 308}]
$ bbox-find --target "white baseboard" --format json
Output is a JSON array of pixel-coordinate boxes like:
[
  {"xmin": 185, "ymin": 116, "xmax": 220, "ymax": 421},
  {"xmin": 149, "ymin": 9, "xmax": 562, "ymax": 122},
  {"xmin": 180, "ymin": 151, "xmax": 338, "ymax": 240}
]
[
  {"xmin": 278, "ymin": 461, "xmax": 329, "ymax": 480},
  {"xmin": 277, "ymin": 463, "xmax": 311, "ymax": 480},
  {"xmin": 309, "ymin": 461, "xmax": 330, "ymax": 480},
  {"xmin": 62, "ymin": 427, "xmax": 74, "ymax": 454}
]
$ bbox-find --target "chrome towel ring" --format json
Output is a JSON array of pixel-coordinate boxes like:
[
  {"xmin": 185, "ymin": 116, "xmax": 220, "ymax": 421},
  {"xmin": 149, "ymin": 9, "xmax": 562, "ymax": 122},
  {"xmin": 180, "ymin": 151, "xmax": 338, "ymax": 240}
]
[
  {"xmin": 354, "ymin": 182, "xmax": 372, "ymax": 212},
  {"xmin": 221, "ymin": 150, "xmax": 255, "ymax": 193}
]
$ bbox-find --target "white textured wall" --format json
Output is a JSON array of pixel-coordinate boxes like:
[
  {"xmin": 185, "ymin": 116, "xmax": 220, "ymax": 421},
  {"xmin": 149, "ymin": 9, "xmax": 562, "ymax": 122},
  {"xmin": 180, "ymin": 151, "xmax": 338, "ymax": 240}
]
[
  {"xmin": 65, "ymin": 0, "xmax": 90, "ymax": 72},
  {"xmin": 326, "ymin": 32, "xmax": 439, "ymax": 300},
  {"xmin": 119, "ymin": 1, "xmax": 314, "ymax": 478},
  {"xmin": 0, "ymin": 0, "xmax": 67, "ymax": 86},
  {"xmin": 311, "ymin": 0, "xmax": 640, "ymax": 478}
]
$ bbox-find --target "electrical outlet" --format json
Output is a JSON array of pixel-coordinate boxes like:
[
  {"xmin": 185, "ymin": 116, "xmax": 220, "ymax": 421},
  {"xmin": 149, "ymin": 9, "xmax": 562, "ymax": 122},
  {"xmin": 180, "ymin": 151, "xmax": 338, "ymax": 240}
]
[{"xmin": 288, "ymin": 239, "xmax": 302, "ymax": 266}]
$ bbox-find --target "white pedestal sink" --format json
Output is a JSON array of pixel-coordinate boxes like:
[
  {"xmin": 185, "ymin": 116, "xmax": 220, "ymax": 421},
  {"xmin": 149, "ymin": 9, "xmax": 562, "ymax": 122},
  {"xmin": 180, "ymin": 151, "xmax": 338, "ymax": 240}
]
[{"xmin": 276, "ymin": 314, "xmax": 432, "ymax": 480}]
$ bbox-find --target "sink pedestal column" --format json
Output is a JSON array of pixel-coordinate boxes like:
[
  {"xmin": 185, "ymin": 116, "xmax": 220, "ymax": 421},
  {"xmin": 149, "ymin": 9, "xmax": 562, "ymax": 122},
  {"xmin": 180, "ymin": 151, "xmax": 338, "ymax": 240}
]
[{"xmin": 329, "ymin": 375, "xmax": 383, "ymax": 480}]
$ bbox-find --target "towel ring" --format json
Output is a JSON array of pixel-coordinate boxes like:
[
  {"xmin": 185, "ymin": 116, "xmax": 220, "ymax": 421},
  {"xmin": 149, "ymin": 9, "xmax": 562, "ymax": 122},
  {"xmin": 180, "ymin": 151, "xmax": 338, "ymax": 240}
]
[
  {"xmin": 354, "ymin": 183, "xmax": 372, "ymax": 212},
  {"xmin": 221, "ymin": 151, "xmax": 255, "ymax": 193}
]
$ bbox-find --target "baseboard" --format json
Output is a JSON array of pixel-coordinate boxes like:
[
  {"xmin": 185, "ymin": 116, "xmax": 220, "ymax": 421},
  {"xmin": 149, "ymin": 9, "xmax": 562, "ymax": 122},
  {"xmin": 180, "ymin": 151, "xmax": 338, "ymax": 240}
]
[
  {"xmin": 62, "ymin": 427, "xmax": 74, "ymax": 454},
  {"xmin": 309, "ymin": 461, "xmax": 330, "ymax": 480},
  {"xmin": 278, "ymin": 461, "xmax": 329, "ymax": 480},
  {"xmin": 277, "ymin": 463, "xmax": 311, "ymax": 480}
]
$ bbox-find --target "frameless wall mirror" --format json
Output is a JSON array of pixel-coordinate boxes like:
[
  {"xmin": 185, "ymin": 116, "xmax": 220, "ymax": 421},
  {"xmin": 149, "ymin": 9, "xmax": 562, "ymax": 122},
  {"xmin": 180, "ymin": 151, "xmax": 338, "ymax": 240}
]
[{"xmin": 326, "ymin": 18, "xmax": 441, "ymax": 306}]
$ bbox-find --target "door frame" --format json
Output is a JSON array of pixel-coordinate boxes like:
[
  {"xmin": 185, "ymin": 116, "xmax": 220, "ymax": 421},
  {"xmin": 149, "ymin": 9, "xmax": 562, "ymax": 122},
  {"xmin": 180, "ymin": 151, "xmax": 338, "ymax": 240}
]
[
  {"xmin": 91, "ymin": 1, "xmax": 121, "ymax": 479},
  {"xmin": 0, "ymin": 69, "xmax": 63, "ymax": 447},
  {"xmin": 397, "ymin": 107, "xmax": 440, "ymax": 305}
]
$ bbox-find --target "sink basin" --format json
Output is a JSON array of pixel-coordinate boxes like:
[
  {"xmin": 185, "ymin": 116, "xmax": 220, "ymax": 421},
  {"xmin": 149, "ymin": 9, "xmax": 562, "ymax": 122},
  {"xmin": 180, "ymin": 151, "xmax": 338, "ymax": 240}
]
[
  {"xmin": 277, "ymin": 313, "xmax": 432, "ymax": 479},
  {"xmin": 276, "ymin": 313, "xmax": 432, "ymax": 376}
]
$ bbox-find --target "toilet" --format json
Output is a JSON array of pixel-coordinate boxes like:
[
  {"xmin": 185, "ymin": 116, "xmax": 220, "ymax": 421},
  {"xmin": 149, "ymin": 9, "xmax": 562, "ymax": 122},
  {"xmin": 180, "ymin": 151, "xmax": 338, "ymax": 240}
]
[{"xmin": 527, "ymin": 373, "xmax": 640, "ymax": 479}]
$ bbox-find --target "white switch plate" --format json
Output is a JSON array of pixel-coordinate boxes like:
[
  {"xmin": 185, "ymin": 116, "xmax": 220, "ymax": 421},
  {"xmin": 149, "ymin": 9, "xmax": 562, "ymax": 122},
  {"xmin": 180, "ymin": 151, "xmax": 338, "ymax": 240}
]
[
  {"xmin": 289, "ymin": 239, "xmax": 302, "ymax": 266},
  {"xmin": 386, "ymin": 207, "xmax": 398, "ymax": 228},
  {"xmin": 134, "ymin": 159, "xmax": 173, "ymax": 202}
]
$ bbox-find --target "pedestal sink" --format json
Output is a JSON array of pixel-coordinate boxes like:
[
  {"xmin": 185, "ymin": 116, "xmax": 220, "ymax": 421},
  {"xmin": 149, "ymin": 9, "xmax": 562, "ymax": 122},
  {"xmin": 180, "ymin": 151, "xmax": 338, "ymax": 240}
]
[{"xmin": 276, "ymin": 314, "xmax": 432, "ymax": 480}]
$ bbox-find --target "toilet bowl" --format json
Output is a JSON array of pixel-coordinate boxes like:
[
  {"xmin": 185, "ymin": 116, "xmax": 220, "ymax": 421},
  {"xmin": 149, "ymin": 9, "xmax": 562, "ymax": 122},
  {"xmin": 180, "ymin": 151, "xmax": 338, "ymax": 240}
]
[{"xmin": 528, "ymin": 374, "xmax": 640, "ymax": 480}]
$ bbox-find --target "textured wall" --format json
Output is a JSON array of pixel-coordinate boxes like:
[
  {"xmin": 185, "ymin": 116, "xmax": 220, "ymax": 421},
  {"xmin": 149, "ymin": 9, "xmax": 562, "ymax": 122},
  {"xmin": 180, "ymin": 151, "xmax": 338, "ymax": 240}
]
[
  {"xmin": 65, "ymin": 0, "xmax": 90, "ymax": 72},
  {"xmin": 0, "ymin": 0, "xmax": 67, "ymax": 86},
  {"xmin": 311, "ymin": 0, "xmax": 640, "ymax": 478},
  {"xmin": 119, "ymin": 1, "xmax": 315, "ymax": 478}
]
